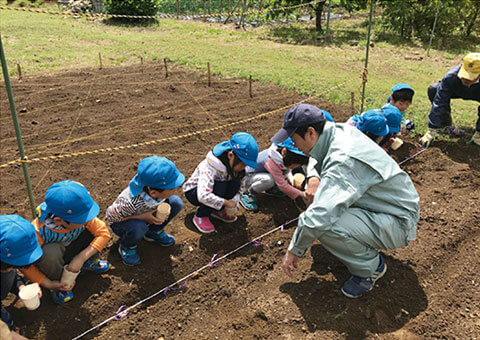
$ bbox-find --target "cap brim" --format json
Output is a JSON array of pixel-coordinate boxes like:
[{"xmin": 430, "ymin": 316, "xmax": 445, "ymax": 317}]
[
  {"xmin": 129, "ymin": 175, "xmax": 143, "ymax": 197},
  {"xmin": 237, "ymin": 155, "xmax": 258, "ymax": 168},
  {"xmin": 212, "ymin": 141, "xmax": 231, "ymax": 157},
  {"xmin": 270, "ymin": 127, "xmax": 296, "ymax": 144},
  {"xmin": 458, "ymin": 66, "xmax": 479, "ymax": 81},
  {"xmin": 379, "ymin": 125, "xmax": 390, "ymax": 136}
]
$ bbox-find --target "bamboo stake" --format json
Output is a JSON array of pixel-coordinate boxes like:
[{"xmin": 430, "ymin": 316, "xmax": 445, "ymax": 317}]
[
  {"xmin": 249, "ymin": 75, "xmax": 252, "ymax": 98},
  {"xmin": 207, "ymin": 62, "xmax": 211, "ymax": 87},
  {"xmin": 164, "ymin": 58, "xmax": 168, "ymax": 78},
  {"xmin": 17, "ymin": 63, "xmax": 22, "ymax": 79}
]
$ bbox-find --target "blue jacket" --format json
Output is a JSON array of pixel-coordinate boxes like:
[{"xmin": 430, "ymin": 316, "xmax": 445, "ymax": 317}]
[{"xmin": 429, "ymin": 65, "xmax": 480, "ymax": 128}]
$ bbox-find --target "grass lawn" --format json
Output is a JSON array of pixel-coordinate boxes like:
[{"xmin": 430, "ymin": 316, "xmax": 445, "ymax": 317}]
[{"xmin": 0, "ymin": 5, "xmax": 478, "ymax": 134}]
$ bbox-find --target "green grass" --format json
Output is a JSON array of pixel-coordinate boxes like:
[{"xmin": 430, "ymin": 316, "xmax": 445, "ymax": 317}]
[{"xmin": 0, "ymin": 6, "xmax": 478, "ymax": 134}]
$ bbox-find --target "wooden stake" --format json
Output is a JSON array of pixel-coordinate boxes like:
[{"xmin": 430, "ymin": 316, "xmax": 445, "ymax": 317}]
[
  {"xmin": 176, "ymin": 0, "xmax": 179, "ymax": 18},
  {"xmin": 17, "ymin": 63, "xmax": 22, "ymax": 79},
  {"xmin": 140, "ymin": 56, "xmax": 143, "ymax": 65},
  {"xmin": 164, "ymin": 58, "xmax": 168, "ymax": 78},
  {"xmin": 350, "ymin": 92, "xmax": 355, "ymax": 110},
  {"xmin": 249, "ymin": 75, "xmax": 252, "ymax": 98},
  {"xmin": 98, "ymin": 52, "xmax": 103, "ymax": 69},
  {"xmin": 207, "ymin": 62, "xmax": 211, "ymax": 87}
]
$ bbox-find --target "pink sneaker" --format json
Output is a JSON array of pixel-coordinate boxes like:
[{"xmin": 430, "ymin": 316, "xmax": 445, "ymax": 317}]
[
  {"xmin": 193, "ymin": 215, "xmax": 215, "ymax": 233},
  {"xmin": 211, "ymin": 208, "xmax": 238, "ymax": 223}
]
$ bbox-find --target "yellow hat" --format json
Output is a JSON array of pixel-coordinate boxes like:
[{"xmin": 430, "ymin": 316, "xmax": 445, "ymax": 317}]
[{"xmin": 458, "ymin": 52, "xmax": 480, "ymax": 81}]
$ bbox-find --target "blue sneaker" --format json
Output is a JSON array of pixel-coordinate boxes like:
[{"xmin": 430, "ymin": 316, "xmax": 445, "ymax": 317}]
[
  {"xmin": 82, "ymin": 258, "xmax": 111, "ymax": 273},
  {"xmin": 50, "ymin": 289, "xmax": 74, "ymax": 304},
  {"xmin": 264, "ymin": 186, "xmax": 285, "ymax": 197},
  {"xmin": 144, "ymin": 230, "xmax": 175, "ymax": 246},
  {"xmin": 341, "ymin": 254, "xmax": 387, "ymax": 298},
  {"xmin": 118, "ymin": 244, "xmax": 141, "ymax": 266},
  {"xmin": 240, "ymin": 193, "xmax": 258, "ymax": 211},
  {"xmin": 1, "ymin": 306, "xmax": 13, "ymax": 328}
]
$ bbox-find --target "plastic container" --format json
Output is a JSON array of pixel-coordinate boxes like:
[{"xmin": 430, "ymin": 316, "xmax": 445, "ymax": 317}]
[
  {"xmin": 156, "ymin": 202, "xmax": 171, "ymax": 221},
  {"xmin": 19, "ymin": 283, "xmax": 41, "ymax": 310},
  {"xmin": 293, "ymin": 173, "xmax": 305, "ymax": 188},
  {"xmin": 60, "ymin": 265, "xmax": 80, "ymax": 290},
  {"xmin": 391, "ymin": 137, "xmax": 404, "ymax": 150}
]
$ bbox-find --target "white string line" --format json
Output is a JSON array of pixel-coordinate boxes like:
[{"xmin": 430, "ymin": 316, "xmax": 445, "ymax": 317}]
[{"xmin": 70, "ymin": 217, "xmax": 299, "ymax": 340}]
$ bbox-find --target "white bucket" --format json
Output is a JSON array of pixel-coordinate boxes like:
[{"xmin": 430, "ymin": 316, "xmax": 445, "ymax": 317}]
[
  {"xmin": 293, "ymin": 173, "xmax": 305, "ymax": 187},
  {"xmin": 19, "ymin": 283, "xmax": 41, "ymax": 310},
  {"xmin": 391, "ymin": 137, "xmax": 404, "ymax": 150},
  {"xmin": 156, "ymin": 202, "xmax": 171, "ymax": 221},
  {"xmin": 60, "ymin": 265, "xmax": 80, "ymax": 290}
]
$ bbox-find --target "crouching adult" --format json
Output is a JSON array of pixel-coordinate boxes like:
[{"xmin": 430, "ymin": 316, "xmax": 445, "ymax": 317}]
[{"xmin": 274, "ymin": 104, "xmax": 420, "ymax": 298}]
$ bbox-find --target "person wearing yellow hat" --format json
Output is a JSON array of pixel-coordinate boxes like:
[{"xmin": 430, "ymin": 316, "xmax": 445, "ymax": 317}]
[{"xmin": 420, "ymin": 52, "xmax": 480, "ymax": 147}]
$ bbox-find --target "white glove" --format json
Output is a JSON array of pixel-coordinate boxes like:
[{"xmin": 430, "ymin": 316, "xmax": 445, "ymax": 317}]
[
  {"xmin": 419, "ymin": 128, "xmax": 437, "ymax": 148},
  {"xmin": 468, "ymin": 131, "xmax": 480, "ymax": 146}
]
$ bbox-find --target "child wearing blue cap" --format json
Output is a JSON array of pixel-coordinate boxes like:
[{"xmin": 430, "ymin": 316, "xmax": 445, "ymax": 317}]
[
  {"xmin": 106, "ymin": 156, "xmax": 185, "ymax": 266},
  {"xmin": 21, "ymin": 180, "xmax": 111, "ymax": 304},
  {"xmin": 347, "ymin": 109, "xmax": 392, "ymax": 148},
  {"xmin": 183, "ymin": 132, "xmax": 259, "ymax": 234},
  {"xmin": 387, "ymin": 83, "xmax": 415, "ymax": 134},
  {"xmin": 240, "ymin": 137, "xmax": 309, "ymax": 211},
  {"xmin": 381, "ymin": 104, "xmax": 403, "ymax": 137},
  {"xmin": 1, "ymin": 215, "xmax": 43, "ymax": 329}
]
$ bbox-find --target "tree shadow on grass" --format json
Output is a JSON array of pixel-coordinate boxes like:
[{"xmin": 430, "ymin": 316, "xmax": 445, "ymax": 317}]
[{"xmin": 280, "ymin": 244, "xmax": 427, "ymax": 340}]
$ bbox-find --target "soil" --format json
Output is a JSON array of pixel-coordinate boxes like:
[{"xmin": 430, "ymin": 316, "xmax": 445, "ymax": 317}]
[{"xmin": 1, "ymin": 63, "xmax": 479, "ymax": 340}]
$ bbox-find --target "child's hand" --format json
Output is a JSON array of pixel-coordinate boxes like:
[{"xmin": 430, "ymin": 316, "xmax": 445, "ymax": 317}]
[
  {"xmin": 400, "ymin": 125, "xmax": 406, "ymax": 134},
  {"xmin": 66, "ymin": 259, "xmax": 83, "ymax": 274},
  {"xmin": 224, "ymin": 200, "xmax": 236, "ymax": 209},
  {"xmin": 41, "ymin": 278, "xmax": 73, "ymax": 291},
  {"xmin": 139, "ymin": 210, "xmax": 165, "ymax": 225}
]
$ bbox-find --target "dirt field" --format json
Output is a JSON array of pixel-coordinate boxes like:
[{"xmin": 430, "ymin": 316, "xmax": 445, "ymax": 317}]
[{"xmin": 1, "ymin": 63, "xmax": 479, "ymax": 340}]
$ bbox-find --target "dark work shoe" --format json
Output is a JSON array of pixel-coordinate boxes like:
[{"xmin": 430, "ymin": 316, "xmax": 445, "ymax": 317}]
[{"xmin": 341, "ymin": 254, "xmax": 387, "ymax": 298}]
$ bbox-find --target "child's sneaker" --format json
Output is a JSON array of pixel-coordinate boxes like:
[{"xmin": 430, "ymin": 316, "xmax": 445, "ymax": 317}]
[
  {"xmin": 264, "ymin": 186, "xmax": 285, "ymax": 197},
  {"xmin": 144, "ymin": 229, "xmax": 175, "ymax": 246},
  {"xmin": 118, "ymin": 244, "xmax": 140, "ymax": 266},
  {"xmin": 341, "ymin": 254, "xmax": 387, "ymax": 298},
  {"xmin": 193, "ymin": 215, "xmax": 215, "ymax": 234},
  {"xmin": 240, "ymin": 193, "xmax": 258, "ymax": 211},
  {"xmin": 50, "ymin": 289, "xmax": 74, "ymax": 304},
  {"xmin": 82, "ymin": 258, "xmax": 111, "ymax": 273},
  {"xmin": 211, "ymin": 208, "xmax": 237, "ymax": 223}
]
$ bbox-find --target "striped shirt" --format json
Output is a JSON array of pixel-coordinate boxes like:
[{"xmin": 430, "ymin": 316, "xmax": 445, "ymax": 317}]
[{"xmin": 105, "ymin": 188, "xmax": 164, "ymax": 225}]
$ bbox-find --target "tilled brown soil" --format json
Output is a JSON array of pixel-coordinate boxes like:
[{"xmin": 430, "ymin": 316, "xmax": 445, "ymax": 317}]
[{"xmin": 1, "ymin": 63, "xmax": 479, "ymax": 340}]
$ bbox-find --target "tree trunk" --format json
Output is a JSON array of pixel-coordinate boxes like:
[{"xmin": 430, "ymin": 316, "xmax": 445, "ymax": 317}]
[{"xmin": 315, "ymin": 0, "xmax": 326, "ymax": 32}]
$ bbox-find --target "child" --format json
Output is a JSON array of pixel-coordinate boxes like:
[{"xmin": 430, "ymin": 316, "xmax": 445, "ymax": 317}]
[
  {"xmin": 183, "ymin": 132, "xmax": 259, "ymax": 234},
  {"xmin": 20, "ymin": 180, "xmax": 111, "ymax": 304},
  {"xmin": 106, "ymin": 156, "xmax": 185, "ymax": 266},
  {"xmin": 347, "ymin": 109, "xmax": 392, "ymax": 148},
  {"xmin": 240, "ymin": 137, "xmax": 308, "ymax": 211},
  {"xmin": 1, "ymin": 215, "xmax": 43, "ymax": 329},
  {"xmin": 387, "ymin": 83, "xmax": 415, "ymax": 133},
  {"xmin": 381, "ymin": 104, "xmax": 403, "ymax": 136}
]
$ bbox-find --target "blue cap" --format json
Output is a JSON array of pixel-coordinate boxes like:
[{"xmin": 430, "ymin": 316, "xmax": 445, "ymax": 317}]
[
  {"xmin": 275, "ymin": 137, "xmax": 306, "ymax": 156},
  {"xmin": 271, "ymin": 104, "xmax": 326, "ymax": 143},
  {"xmin": 381, "ymin": 104, "xmax": 402, "ymax": 133},
  {"xmin": 44, "ymin": 180, "xmax": 100, "ymax": 224},
  {"xmin": 0, "ymin": 215, "xmax": 43, "ymax": 266},
  {"xmin": 321, "ymin": 110, "xmax": 334, "ymax": 122},
  {"xmin": 213, "ymin": 132, "xmax": 259, "ymax": 168},
  {"xmin": 129, "ymin": 156, "xmax": 185, "ymax": 197},
  {"xmin": 358, "ymin": 110, "xmax": 390, "ymax": 136},
  {"xmin": 392, "ymin": 83, "xmax": 414, "ymax": 95}
]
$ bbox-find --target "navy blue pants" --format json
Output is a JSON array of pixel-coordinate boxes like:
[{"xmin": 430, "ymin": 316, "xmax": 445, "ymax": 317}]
[
  {"xmin": 111, "ymin": 195, "xmax": 183, "ymax": 248},
  {"xmin": 428, "ymin": 81, "xmax": 480, "ymax": 131},
  {"xmin": 184, "ymin": 180, "xmax": 240, "ymax": 218}
]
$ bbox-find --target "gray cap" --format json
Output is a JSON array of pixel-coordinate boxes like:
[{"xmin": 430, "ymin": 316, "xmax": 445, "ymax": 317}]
[{"xmin": 271, "ymin": 104, "xmax": 325, "ymax": 143}]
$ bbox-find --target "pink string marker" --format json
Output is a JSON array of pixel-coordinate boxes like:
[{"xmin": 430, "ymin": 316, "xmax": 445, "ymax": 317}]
[
  {"xmin": 164, "ymin": 282, "xmax": 187, "ymax": 297},
  {"xmin": 114, "ymin": 305, "xmax": 128, "ymax": 321},
  {"xmin": 209, "ymin": 253, "xmax": 221, "ymax": 268}
]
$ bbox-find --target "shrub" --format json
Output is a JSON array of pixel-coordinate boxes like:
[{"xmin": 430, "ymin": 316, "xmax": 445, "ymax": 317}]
[
  {"xmin": 103, "ymin": 0, "xmax": 160, "ymax": 17},
  {"xmin": 68, "ymin": 0, "xmax": 93, "ymax": 13}
]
